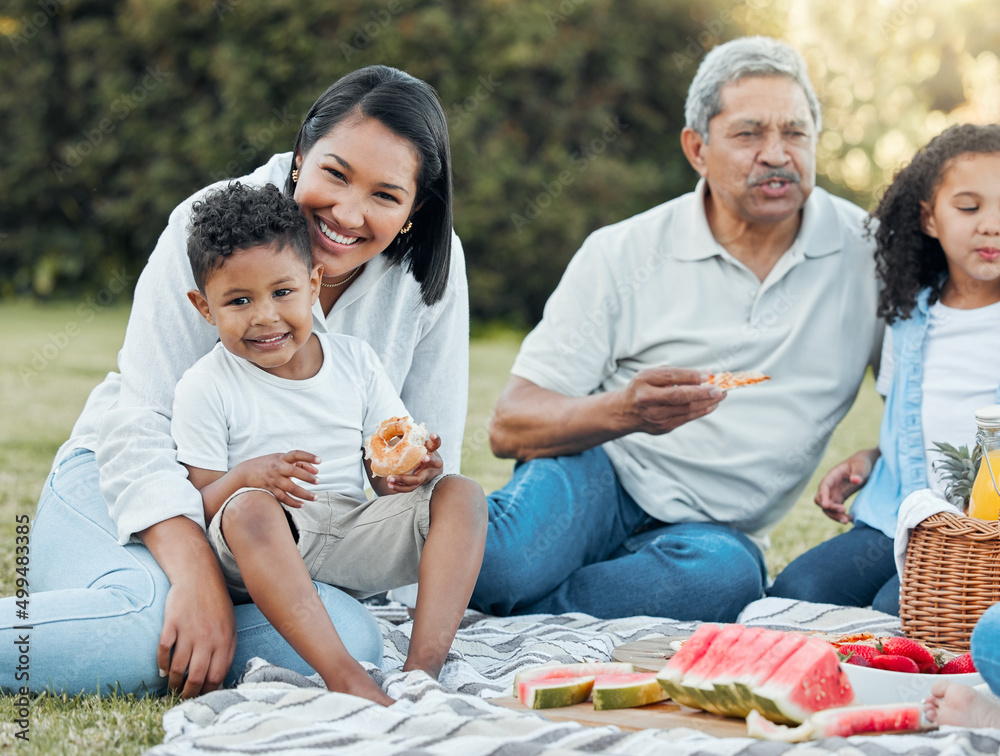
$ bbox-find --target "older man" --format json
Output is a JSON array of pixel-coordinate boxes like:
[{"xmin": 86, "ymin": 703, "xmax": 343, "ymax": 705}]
[{"xmin": 470, "ymin": 36, "xmax": 881, "ymax": 622}]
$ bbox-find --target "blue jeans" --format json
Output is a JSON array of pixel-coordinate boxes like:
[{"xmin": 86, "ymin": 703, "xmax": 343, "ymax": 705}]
[
  {"xmin": 470, "ymin": 447, "xmax": 766, "ymax": 621},
  {"xmin": 1, "ymin": 450, "xmax": 383, "ymax": 696},
  {"xmin": 768, "ymin": 522, "xmax": 900, "ymax": 615},
  {"xmin": 972, "ymin": 603, "xmax": 1000, "ymax": 695}
]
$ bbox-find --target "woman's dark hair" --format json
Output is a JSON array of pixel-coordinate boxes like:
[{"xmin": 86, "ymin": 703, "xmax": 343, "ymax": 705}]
[
  {"xmin": 870, "ymin": 123, "xmax": 1000, "ymax": 324},
  {"xmin": 286, "ymin": 65, "xmax": 453, "ymax": 306},
  {"xmin": 188, "ymin": 182, "xmax": 312, "ymax": 292}
]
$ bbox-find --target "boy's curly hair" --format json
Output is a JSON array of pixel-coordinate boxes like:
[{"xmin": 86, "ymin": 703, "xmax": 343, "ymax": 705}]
[
  {"xmin": 870, "ymin": 123, "xmax": 1000, "ymax": 324},
  {"xmin": 187, "ymin": 182, "xmax": 312, "ymax": 291}
]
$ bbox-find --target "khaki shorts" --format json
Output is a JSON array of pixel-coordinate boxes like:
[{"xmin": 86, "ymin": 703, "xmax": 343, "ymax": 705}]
[{"xmin": 207, "ymin": 478, "xmax": 446, "ymax": 603}]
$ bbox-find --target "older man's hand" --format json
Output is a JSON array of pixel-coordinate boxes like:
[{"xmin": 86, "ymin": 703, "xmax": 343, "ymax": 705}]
[{"xmin": 623, "ymin": 366, "xmax": 726, "ymax": 435}]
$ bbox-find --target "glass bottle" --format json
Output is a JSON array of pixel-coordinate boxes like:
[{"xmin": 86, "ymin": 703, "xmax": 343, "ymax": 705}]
[{"xmin": 968, "ymin": 405, "xmax": 1000, "ymax": 521}]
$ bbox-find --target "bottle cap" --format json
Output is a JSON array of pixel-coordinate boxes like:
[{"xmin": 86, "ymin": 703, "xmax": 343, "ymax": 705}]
[{"xmin": 975, "ymin": 405, "xmax": 1000, "ymax": 428}]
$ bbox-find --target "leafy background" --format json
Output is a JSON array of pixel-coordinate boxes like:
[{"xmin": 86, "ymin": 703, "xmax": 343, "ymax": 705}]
[{"xmin": 2, "ymin": 0, "xmax": 999, "ymax": 326}]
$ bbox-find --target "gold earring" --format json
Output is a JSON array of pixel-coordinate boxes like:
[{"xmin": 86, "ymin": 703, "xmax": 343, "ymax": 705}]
[
  {"xmin": 399, "ymin": 221, "xmax": 413, "ymax": 235},
  {"xmin": 291, "ymin": 169, "xmax": 299, "ymax": 183}
]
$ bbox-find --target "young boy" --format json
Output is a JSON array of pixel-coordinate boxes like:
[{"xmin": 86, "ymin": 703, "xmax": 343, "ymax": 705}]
[{"xmin": 171, "ymin": 182, "xmax": 487, "ymax": 705}]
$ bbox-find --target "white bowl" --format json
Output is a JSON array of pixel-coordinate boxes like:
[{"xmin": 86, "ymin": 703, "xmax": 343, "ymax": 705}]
[{"xmin": 843, "ymin": 662, "xmax": 984, "ymax": 705}]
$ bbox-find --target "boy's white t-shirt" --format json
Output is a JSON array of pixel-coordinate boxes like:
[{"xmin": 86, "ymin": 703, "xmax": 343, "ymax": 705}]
[
  {"xmin": 876, "ymin": 299, "xmax": 1000, "ymax": 491},
  {"xmin": 171, "ymin": 333, "xmax": 407, "ymax": 502}
]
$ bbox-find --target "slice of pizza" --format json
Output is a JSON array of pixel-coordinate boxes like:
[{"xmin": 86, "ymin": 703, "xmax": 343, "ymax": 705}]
[{"xmin": 707, "ymin": 371, "xmax": 771, "ymax": 390}]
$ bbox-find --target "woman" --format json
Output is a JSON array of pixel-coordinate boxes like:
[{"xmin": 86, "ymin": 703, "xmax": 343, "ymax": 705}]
[{"xmin": 0, "ymin": 65, "xmax": 468, "ymax": 699}]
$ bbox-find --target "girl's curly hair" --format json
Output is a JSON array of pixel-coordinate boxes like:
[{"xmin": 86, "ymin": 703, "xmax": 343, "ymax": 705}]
[{"xmin": 870, "ymin": 123, "xmax": 1000, "ymax": 324}]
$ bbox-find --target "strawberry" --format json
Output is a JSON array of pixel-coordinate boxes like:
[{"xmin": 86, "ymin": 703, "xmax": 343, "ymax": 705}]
[
  {"xmin": 837, "ymin": 643, "xmax": 881, "ymax": 666},
  {"xmin": 870, "ymin": 654, "xmax": 920, "ymax": 673},
  {"xmin": 879, "ymin": 637, "xmax": 939, "ymax": 674},
  {"xmin": 843, "ymin": 654, "xmax": 872, "ymax": 668},
  {"xmin": 940, "ymin": 653, "xmax": 977, "ymax": 675}
]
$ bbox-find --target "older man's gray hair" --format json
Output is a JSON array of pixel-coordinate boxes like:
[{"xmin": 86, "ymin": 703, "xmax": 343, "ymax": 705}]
[{"xmin": 684, "ymin": 36, "xmax": 822, "ymax": 140}]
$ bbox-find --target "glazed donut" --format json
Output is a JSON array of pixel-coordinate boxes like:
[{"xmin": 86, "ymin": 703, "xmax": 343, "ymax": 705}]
[{"xmin": 364, "ymin": 416, "xmax": 429, "ymax": 477}]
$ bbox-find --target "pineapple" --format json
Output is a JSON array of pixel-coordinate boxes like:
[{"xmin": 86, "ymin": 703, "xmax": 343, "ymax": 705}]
[{"xmin": 930, "ymin": 441, "xmax": 981, "ymax": 512}]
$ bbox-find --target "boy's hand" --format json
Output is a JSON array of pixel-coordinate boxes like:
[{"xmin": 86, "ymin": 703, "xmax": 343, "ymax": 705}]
[
  {"xmin": 384, "ymin": 433, "xmax": 443, "ymax": 493},
  {"xmin": 235, "ymin": 450, "xmax": 320, "ymax": 507}
]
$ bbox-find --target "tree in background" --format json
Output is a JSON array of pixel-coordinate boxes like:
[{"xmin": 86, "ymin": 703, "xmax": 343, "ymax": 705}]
[{"xmin": 1, "ymin": 0, "xmax": 998, "ymax": 325}]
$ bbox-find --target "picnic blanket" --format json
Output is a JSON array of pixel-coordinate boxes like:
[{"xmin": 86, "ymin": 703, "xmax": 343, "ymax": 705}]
[{"xmin": 147, "ymin": 598, "xmax": 1000, "ymax": 755}]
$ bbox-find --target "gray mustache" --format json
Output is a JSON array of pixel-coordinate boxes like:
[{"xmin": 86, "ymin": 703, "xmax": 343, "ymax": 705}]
[{"xmin": 748, "ymin": 169, "xmax": 800, "ymax": 186}]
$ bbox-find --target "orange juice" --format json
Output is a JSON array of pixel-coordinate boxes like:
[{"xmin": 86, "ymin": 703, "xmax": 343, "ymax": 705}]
[{"xmin": 969, "ymin": 448, "xmax": 1000, "ymax": 521}]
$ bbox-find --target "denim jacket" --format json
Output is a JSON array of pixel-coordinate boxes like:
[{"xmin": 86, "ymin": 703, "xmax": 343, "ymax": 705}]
[{"xmin": 851, "ymin": 287, "xmax": 1000, "ymax": 537}]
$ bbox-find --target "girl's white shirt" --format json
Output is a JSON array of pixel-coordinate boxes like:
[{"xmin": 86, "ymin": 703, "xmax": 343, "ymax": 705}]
[{"xmin": 876, "ymin": 298, "xmax": 1000, "ymax": 491}]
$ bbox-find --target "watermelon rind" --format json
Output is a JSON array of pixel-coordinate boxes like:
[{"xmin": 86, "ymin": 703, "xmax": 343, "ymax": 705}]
[
  {"xmin": 519, "ymin": 676, "xmax": 597, "ymax": 709},
  {"xmin": 592, "ymin": 673, "xmax": 669, "ymax": 710},
  {"xmin": 732, "ymin": 631, "xmax": 807, "ymax": 715},
  {"xmin": 656, "ymin": 623, "xmax": 722, "ymax": 703},
  {"xmin": 512, "ymin": 662, "xmax": 634, "ymax": 697},
  {"xmin": 676, "ymin": 624, "xmax": 747, "ymax": 713},
  {"xmin": 745, "ymin": 709, "xmax": 815, "ymax": 742}
]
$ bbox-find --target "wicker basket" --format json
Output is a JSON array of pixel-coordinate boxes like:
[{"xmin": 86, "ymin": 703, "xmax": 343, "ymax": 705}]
[{"xmin": 899, "ymin": 510, "xmax": 1000, "ymax": 652}]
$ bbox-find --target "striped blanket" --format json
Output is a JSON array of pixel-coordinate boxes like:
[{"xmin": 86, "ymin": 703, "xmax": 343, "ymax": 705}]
[{"xmin": 148, "ymin": 598, "xmax": 1000, "ymax": 755}]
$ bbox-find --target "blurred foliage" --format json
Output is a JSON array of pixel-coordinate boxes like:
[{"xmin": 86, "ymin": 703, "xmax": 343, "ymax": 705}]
[{"xmin": 1, "ymin": 0, "xmax": 998, "ymax": 325}]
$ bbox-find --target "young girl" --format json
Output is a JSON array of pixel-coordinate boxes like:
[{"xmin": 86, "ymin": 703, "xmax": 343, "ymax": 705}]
[{"xmin": 770, "ymin": 123, "xmax": 1000, "ymax": 615}]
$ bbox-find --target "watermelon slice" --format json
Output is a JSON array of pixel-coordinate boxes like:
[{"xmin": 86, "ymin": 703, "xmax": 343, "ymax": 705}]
[
  {"xmin": 592, "ymin": 672, "xmax": 669, "ymax": 710},
  {"xmin": 513, "ymin": 662, "xmax": 635, "ymax": 709},
  {"xmin": 731, "ymin": 630, "xmax": 807, "ymax": 713},
  {"xmin": 518, "ymin": 675, "xmax": 598, "ymax": 709},
  {"xmin": 747, "ymin": 703, "xmax": 927, "ymax": 741},
  {"xmin": 656, "ymin": 623, "xmax": 721, "ymax": 703},
  {"xmin": 705, "ymin": 627, "xmax": 775, "ymax": 717},
  {"xmin": 751, "ymin": 637, "xmax": 854, "ymax": 724},
  {"xmin": 809, "ymin": 702, "xmax": 925, "ymax": 737},
  {"xmin": 675, "ymin": 623, "xmax": 747, "ymax": 713}
]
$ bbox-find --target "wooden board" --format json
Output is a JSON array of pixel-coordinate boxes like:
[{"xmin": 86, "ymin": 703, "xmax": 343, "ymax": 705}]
[
  {"xmin": 491, "ymin": 696, "xmax": 748, "ymax": 738},
  {"xmin": 610, "ymin": 636, "xmax": 685, "ymax": 672}
]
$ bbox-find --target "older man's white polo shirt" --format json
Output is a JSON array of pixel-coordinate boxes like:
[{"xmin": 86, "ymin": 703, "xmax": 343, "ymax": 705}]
[{"xmin": 511, "ymin": 180, "xmax": 880, "ymax": 542}]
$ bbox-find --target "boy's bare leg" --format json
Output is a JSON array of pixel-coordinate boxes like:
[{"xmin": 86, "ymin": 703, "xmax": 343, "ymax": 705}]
[
  {"xmin": 223, "ymin": 492, "xmax": 393, "ymax": 705},
  {"xmin": 925, "ymin": 681, "xmax": 1000, "ymax": 729},
  {"xmin": 402, "ymin": 476, "xmax": 488, "ymax": 678}
]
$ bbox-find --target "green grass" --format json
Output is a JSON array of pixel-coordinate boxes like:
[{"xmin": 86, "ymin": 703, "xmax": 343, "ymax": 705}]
[{"xmin": 0, "ymin": 301, "xmax": 881, "ymax": 751}]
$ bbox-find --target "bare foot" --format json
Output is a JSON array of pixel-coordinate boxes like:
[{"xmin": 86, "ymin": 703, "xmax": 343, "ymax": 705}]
[
  {"xmin": 925, "ymin": 681, "xmax": 1000, "ymax": 729},
  {"xmin": 324, "ymin": 668, "xmax": 394, "ymax": 707}
]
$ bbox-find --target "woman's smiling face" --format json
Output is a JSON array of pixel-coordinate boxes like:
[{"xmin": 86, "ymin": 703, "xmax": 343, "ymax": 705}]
[{"xmin": 293, "ymin": 115, "xmax": 421, "ymax": 280}]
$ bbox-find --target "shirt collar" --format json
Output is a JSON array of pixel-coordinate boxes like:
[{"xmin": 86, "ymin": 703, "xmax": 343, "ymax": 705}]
[{"xmin": 672, "ymin": 178, "xmax": 844, "ymax": 261}]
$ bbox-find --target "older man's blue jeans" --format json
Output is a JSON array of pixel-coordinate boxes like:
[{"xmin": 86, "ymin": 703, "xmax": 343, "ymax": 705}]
[{"xmin": 470, "ymin": 446, "xmax": 766, "ymax": 621}]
